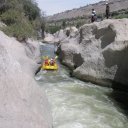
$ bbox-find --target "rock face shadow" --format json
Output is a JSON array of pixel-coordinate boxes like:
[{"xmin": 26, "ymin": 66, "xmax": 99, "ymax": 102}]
[
  {"xmin": 93, "ymin": 26, "xmax": 116, "ymax": 49},
  {"xmin": 103, "ymin": 46, "xmax": 128, "ymax": 116},
  {"xmin": 109, "ymin": 90, "xmax": 128, "ymax": 118},
  {"xmin": 73, "ymin": 53, "xmax": 84, "ymax": 68},
  {"xmin": 103, "ymin": 46, "xmax": 128, "ymax": 89}
]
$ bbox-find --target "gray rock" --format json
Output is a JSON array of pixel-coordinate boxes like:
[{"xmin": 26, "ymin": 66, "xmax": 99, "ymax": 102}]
[
  {"xmin": 57, "ymin": 19, "xmax": 128, "ymax": 89},
  {"xmin": 0, "ymin": 31, "xmax": 52, "ymax": 128},
  {"xmin": 43, "ymin": 33, "xmax": 55, "ymax": 43},
  {"xmin": 54, "ymin": 27, "xmax": 79, "ymax": 43}
]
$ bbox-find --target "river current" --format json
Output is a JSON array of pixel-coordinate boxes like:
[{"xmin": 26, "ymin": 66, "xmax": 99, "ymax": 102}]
[{"xmin": 35, "ymin": 44, "xmax": 128, "ymax": 128}]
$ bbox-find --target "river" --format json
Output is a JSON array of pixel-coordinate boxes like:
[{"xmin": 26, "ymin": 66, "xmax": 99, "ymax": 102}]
[{"xmin": 35, "ymin": 44, "xmax": 128, "ymax": 128}]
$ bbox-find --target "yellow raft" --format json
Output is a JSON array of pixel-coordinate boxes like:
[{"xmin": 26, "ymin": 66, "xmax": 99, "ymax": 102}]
[
  {"xmin": 42, "ymin": 63, "xmax": 58, "ymax": 70},
  {"xmin": 41, "ymin": 56, "xmax": 58, "ymax": 70}
]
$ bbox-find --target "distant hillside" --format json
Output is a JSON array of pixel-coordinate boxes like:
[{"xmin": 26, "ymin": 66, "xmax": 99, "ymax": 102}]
[{"xmin": 47, "ymin": 0, "xmax": 128, "ymax": 21}]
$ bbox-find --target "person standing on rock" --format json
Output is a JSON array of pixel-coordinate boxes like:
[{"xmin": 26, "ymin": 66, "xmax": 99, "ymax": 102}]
[
  {"xmin": 91, "ymin": 9, "xmax": 97, "ymax": 23},
  {"xmin": 105, "ymin": 3, "xmax": 110, "ymax": 19}
]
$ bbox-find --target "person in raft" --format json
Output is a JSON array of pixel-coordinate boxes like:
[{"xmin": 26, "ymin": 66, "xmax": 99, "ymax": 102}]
[
  {"xmin": 50, "ymin": 58, "xmax": 55, "ymax": 66},
  {"xmin": 44, "ymin": 57, "xmax": 49, "ymax": 66}
]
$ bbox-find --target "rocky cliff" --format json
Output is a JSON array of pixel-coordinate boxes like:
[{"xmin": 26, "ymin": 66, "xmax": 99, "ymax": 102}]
[
  {"xmin": 56, "ymin": 19, "xmax": 128, "ymax": 90},
  {"xmin": 0, "ymin": 30, "xmax": 52, "ymax": 128}
]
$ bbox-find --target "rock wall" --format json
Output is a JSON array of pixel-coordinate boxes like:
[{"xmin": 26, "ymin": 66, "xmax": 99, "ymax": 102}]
[
  {"xmin": 56, "ymin": 19, "xmax": 128, "ymax": 90},
  {"xmin": 0, "ymin": 31, "xmax": 52, "ymax": 128}
]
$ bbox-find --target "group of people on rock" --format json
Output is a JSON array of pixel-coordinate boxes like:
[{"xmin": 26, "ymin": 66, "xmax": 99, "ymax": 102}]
[{"xmin": 91, "ymin": 2, "xmax": 110, "ymax": 23}]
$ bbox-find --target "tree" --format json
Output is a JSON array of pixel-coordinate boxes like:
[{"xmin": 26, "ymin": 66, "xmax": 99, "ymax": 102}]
[
  {"xmin": 0, "ymin": 0, "xmax": 44, "ymax": 40},
  {"xmin": 62, "ymin": 20, "xmax": 66, "ymax": 28},
  {"xmin": 22, "ymin": 0, "xmax": 41, "ymax": 21}
]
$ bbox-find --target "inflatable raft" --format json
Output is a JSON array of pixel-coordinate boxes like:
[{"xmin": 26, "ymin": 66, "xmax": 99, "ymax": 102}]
[
  {"xmin": 41, "ymin": 57, "xmax": 58, "ymax": 70},
  {"xmin": 42, "ymin": 63, "xmax": 58, "ymax": 70}
]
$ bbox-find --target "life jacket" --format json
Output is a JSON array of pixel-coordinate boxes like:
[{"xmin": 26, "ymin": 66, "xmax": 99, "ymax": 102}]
[{"xmin": 44, "ymin": 59, "xmax": 49, "ymax": 65}]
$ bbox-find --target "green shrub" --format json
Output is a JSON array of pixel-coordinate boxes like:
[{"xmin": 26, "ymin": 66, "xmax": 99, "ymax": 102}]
[
  {"xmin": 46, "ymin": 26, "xmax": 61, "ymax": 34},
  {"xmin": 22, "ymin": 0, "xmax": 40, "ymax": 21},
  {"xmin": 0, "ymin": 9, "xmax": 23, "ymax": 25},
  {"xmin": 113, "ymin": 14, "xmax": 128, "ymax": 19},
  {"xmin": 3, "ymin": 21, "xmax": 35, "ymax": 41},
  {"xmin": 62, "ymin": 20, "xmax": 66, "ymax": 28},
  {"xmin": 0, "ymin": 0, "xmax": 44, "ymax": 41},
  {"xmin": 111, "ymin": 11, "xmax": 119, "ymax": 16}
]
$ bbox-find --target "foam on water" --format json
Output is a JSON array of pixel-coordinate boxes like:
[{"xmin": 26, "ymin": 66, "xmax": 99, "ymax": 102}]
[{"xmin": 36, "ymin": 69, "xmax": 128, "ymax": 128}]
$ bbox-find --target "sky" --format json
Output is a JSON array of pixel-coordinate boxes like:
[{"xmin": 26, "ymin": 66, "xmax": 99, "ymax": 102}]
[{"xmin": 36, "ymin": 0, "xmax": 104, "ymax": 16}]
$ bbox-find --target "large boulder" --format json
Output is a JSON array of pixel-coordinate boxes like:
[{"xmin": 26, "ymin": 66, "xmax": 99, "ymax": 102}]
[
  {"xmin": 54, "ymin": 27, "xmax": 79, "ymax": 53},
  {"xmin": 0, "ymin": 31, "xmax": 52, "ymax": 128},
  {"xmin": 54, "ymin": 27, "xmax": 79, "ymax": 43},
  {"xmin": 57, "ymin": 19, "xmax": 128, "ymax": 89},
  {"xmin": 43, "ymin": 33, "xmax": 55, "ymax": 43},
  {"xmin": 43, "ymin": 27, "xmax": 78, "ymax": 44},
  {"xmin": 54, "ymin": 29, "xmax": 67, "ymax": 43}
]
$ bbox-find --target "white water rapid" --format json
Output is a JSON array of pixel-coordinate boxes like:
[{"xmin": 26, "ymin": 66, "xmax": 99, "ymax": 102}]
[{"xmin": 35, "ymin": 44, "xmax": 128, "ymax": 128}]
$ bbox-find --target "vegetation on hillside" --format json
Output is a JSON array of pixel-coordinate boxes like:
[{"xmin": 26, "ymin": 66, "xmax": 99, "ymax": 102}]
[
  {"xmin": 45, "ymin": 16, "xmax": 88, "ymax": 34},
  {"xmin": 0, "ymin": 0, "xmax": 45, "ymax": 41},
  {"xmin": 111, "ymin": 8, "xmax": 128, "ymax": 19},
  {"xmin": 46, "ymin": 8, "xmax": 128, "ymax": 34}
]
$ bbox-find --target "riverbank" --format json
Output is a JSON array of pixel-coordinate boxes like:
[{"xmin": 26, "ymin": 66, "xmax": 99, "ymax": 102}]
[{"xmin": 0, "ymin": 30, "xmax": 52, "ymax": 128}]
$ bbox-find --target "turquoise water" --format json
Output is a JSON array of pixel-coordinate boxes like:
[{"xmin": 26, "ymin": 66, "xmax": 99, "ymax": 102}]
[{"xmin": 36, "ymin": 44, "xmax": 128, "ymax": 128}]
